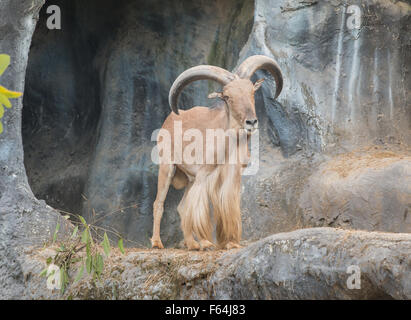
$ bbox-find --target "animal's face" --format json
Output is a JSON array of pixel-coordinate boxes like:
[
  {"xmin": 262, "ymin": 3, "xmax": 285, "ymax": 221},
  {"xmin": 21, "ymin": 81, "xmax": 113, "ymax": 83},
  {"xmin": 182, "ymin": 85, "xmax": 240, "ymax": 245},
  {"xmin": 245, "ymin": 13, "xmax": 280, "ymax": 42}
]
[{"xmin": 209, "ymin": 78, "xmax": 264, "ymax": 133}]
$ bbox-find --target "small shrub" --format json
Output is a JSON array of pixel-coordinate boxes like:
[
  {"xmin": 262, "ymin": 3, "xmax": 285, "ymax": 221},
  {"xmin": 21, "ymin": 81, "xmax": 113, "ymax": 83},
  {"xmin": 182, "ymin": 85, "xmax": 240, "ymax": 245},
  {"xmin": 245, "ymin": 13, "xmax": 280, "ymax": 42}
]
[{"xmin": 40, "ymin": 214, "xmax": 125, "ymax": 295}]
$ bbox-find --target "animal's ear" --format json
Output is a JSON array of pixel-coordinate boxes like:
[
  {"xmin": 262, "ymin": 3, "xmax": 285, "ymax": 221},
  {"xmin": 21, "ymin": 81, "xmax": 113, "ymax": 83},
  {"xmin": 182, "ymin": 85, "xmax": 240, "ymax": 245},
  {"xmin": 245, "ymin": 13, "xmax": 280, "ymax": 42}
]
[
  {"xmin": 208, "ymin": 92, "xmax": 224, "ymax": 99},
  {"xmin": 254, "ymin": 78, "xmax": 265, "ymax": 91}
]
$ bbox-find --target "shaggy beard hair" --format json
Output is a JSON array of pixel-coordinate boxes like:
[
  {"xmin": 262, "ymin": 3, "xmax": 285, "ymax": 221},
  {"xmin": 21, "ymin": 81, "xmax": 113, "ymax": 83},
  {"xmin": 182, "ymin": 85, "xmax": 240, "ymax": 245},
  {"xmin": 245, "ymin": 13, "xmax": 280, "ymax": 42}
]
[{"xmin": 179, "ymin": 163, "xmax": 242, "ymax": 248}]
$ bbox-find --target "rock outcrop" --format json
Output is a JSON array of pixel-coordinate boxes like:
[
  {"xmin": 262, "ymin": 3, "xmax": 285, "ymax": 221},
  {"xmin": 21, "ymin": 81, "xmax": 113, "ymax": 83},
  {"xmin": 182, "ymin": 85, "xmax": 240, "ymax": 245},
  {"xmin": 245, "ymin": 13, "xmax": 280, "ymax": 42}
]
[
  {"xmin": 300, "ymin": 149, "xmax": 411, "ymax": 232},
  {"xmin": 20, "ymin": 228, "xmax": 411, "ymax": 300}
]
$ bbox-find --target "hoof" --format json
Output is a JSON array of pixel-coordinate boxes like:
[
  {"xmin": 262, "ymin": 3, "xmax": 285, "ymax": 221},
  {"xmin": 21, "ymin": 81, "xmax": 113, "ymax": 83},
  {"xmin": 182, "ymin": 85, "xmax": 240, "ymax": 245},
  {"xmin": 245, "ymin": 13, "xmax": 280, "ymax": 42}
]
[
  {"xmin": 186, "ymin": 240, "xmax": 200, "ymax": 251},
  {"xmin": 151, "ymin": 238, "xmax": 164, "ymax": 249},
  {"xmin": 199, "ymin": 240, "xmax": 216, "ymax": 251},
  {"xmin": 223, "ymin": 242, "xmax": 242, "ymax": 250}
]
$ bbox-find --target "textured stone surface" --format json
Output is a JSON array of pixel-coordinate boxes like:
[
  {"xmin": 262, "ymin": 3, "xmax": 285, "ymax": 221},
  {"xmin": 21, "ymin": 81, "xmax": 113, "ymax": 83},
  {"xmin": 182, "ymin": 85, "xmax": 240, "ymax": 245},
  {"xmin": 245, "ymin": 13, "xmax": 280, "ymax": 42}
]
[
  {"xmin": 20, "ymin": 228, "xmax": 411, "ymax": 300},
  {"xmin": 250, "ymin": 0, "xmax": 411, "ymax": 151},
  {"xmin": 211, "ymin": 228, "xmax": 411, "ymax": 299},
  {"xmin": 0, "ymin": 0, "xmax": 71, "ymax": 299},
  {"xmin": 238, "ymin": 0, "xmax": 411, "ymax": 238},
  {"xmin": 300, "ymin": 149, "xmax": 411, "ymax": 232}
]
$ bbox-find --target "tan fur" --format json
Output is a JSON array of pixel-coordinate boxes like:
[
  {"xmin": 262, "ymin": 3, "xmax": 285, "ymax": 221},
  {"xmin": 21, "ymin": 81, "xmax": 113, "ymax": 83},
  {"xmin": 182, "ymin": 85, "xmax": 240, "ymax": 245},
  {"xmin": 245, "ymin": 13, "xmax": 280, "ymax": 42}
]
[
  {"xmin": 151, "ymin": 56, "xmax": 283, "ymax": 250},
  {"xmin": 176, "ymin": 161, "xmax": 243, "ymax": 249},
  {"xmin": 151, "ymin": 81, "xmax": 257, "ymax": 250},
  {"xmin": 208, "ymin": 163, "xmax": 242, "ymax": 248}
]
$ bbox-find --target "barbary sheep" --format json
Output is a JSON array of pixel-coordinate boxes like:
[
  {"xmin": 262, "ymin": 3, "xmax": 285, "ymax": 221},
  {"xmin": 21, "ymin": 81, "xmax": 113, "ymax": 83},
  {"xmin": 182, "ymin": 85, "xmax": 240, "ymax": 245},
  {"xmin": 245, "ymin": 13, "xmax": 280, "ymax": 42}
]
[{"xmin": 151, "ymin": 55, "xmax": 283, "ymax": 250}]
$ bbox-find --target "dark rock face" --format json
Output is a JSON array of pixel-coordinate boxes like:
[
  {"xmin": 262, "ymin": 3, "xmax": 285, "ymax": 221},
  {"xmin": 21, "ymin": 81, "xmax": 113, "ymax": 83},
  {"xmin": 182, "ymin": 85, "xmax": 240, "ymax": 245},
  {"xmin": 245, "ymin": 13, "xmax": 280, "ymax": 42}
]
[
  {"xmin": 22, "ymin": 0, "xmax": 411, "ymax": 248},
  {"xmin": 23, "ymin": 0, "xmax": 254, "ymax": 246}
]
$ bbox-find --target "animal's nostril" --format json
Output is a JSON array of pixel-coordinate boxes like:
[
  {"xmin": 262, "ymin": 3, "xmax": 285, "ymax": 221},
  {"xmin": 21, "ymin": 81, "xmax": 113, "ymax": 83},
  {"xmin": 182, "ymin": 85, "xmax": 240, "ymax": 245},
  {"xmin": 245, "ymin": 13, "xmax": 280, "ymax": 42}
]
[{"xmin": 246, "ymin": 119, "xmax": 258, "ymax": 126}]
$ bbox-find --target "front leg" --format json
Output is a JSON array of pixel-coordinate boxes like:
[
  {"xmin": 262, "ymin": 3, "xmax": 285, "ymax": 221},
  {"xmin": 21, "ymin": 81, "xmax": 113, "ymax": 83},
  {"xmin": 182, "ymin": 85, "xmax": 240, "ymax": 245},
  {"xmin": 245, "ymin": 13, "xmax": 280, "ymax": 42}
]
[{"xmin": 151, "ymin": 164, "xmax": 175, "ymax": 249}]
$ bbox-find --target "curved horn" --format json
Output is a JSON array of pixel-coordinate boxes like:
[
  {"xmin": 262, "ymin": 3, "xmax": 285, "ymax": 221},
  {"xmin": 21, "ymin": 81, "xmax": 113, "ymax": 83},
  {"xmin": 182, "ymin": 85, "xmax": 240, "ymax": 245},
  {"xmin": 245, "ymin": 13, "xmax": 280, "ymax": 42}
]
[
  {"xmin": 235, "ymin": 55, "xmax": 283, "ymax": 99},
  {"xmin": 169, "ymin": 65, "xmax": 236, "ymax": 114}
]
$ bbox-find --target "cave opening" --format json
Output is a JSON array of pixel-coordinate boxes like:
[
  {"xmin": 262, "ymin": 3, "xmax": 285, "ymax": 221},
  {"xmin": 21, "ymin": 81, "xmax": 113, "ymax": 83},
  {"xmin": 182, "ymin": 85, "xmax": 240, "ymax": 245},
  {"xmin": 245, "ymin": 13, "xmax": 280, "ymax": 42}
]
[{"xmin": 22, "ymin": 0, "xmax": 254, "ymax": 246}]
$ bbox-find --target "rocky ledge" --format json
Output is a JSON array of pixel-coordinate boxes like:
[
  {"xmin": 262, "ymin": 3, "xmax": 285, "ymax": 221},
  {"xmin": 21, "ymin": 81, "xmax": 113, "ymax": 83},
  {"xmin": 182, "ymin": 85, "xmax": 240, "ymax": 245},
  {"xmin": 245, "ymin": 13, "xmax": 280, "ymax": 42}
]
[{"xmin": 19, "ymin": 227, "xmax": 411, "ymax": 300}]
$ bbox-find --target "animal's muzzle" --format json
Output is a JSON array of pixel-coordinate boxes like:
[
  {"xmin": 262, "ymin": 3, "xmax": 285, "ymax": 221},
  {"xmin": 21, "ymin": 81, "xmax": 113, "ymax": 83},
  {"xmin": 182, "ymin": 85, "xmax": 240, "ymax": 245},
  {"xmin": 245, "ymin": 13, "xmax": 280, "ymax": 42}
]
[{"xmin": 245, "ymin": 118, "xmax": 258, "ymax": 133}]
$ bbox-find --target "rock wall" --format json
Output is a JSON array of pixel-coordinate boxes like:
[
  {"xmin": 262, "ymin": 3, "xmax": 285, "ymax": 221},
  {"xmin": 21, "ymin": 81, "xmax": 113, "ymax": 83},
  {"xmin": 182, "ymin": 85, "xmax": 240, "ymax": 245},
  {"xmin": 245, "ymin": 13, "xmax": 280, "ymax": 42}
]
[
  {"xmin": 249, "ymin": 0, "xmax": 411, "ymax": 152},
  {"xmin": 0, "ymin": 0, "xmax": 70, "ymax": 299},
  {"xmin": 233, "ymin": 0, "xmax": 411, "ymax": 239},
  {"xmin": 21, "ymin": 0, "xmax": 411, "ymax": 246},
  {"xmin": 23, "ymin": 0, "xmax": 255, "ymax": 246}
]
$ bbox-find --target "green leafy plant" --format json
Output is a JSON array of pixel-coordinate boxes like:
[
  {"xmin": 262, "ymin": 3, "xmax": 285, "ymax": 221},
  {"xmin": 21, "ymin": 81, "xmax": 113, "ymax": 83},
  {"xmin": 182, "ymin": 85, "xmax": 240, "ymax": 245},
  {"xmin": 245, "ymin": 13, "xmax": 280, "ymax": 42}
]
[
  {"xmin": 0, "ymin": 54, "xmax": 22, "ymax": 134},
  {"xmin": 40, "ymin": 214, "xmax": 126, "ymax": 295}
]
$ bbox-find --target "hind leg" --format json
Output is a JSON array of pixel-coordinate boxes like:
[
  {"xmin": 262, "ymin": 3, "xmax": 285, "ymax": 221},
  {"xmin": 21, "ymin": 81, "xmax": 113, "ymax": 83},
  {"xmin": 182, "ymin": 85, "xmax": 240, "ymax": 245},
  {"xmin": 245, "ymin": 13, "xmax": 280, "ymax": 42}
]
[{"xmin": 151, "ymin": 164, "xmax": 175, "ymax": 249}]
